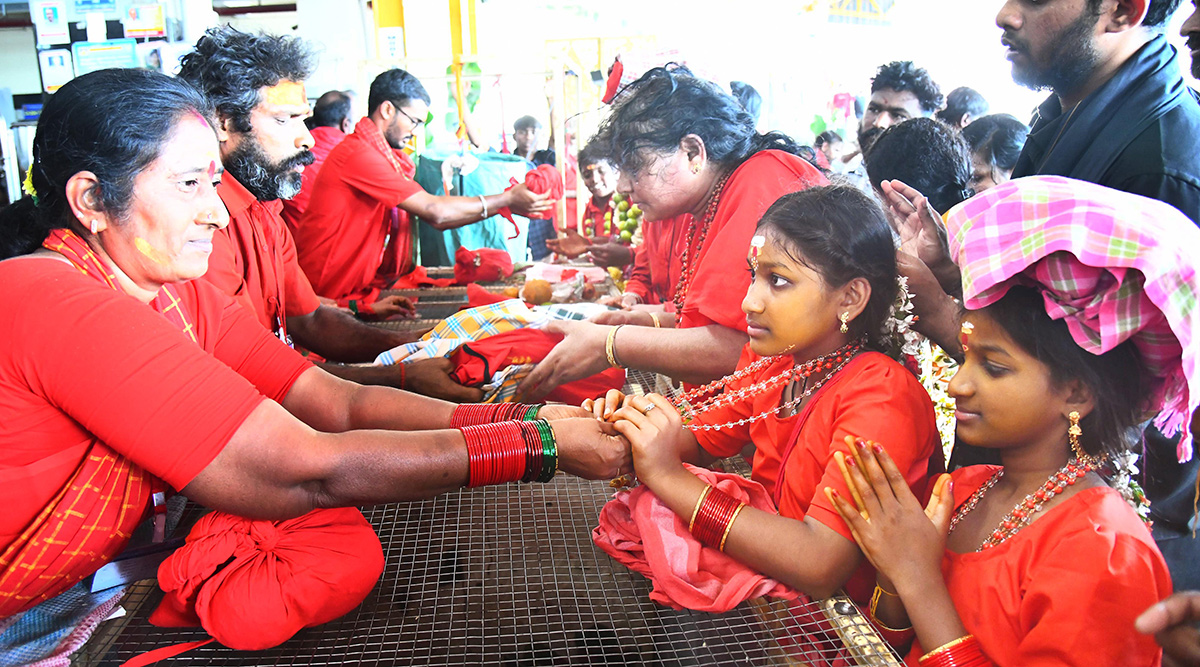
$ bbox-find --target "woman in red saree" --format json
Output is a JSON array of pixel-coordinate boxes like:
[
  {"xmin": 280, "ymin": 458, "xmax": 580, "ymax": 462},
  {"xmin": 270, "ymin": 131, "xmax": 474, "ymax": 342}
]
[
  {"xmin": 0, "ymin": 69, "xmax": 627, "ymax": 620},
  {"xmin": 518, "ymin": 66, "xmax": 826, "ymax": 400}
]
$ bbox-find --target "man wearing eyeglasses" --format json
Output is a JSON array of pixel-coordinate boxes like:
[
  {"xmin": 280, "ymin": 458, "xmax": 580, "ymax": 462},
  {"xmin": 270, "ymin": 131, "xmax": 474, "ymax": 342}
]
[{"xmin": 294, "ymin": 68, "xmax": 552, "ymax": 308}]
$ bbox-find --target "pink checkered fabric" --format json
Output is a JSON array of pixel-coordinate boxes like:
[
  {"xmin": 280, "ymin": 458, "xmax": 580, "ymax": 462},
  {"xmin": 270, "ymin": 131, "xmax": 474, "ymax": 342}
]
[{"xmin": 946, "ymin": 176, "xmax": 1200, "ymax": 461}]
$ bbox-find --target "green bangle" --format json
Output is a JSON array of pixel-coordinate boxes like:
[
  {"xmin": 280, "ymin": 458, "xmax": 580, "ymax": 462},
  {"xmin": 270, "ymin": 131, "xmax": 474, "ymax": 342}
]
[
  {"xmin": 348, "ymin": 300, "xmax": 359, "ymax": 315},
  {"xmin": 522, "ymin": 404, "xmax": 542, "ymax": 421},
  {"xmin": 532, "ymin": 419, "xmax": 557, "ymax": 483}
]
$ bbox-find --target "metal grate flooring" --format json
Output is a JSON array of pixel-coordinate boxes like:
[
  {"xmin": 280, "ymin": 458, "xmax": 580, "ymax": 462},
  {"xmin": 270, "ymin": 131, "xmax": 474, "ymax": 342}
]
[{"xmin": 89, "ymin": 471, "xmax": 899, "ymax": 667}]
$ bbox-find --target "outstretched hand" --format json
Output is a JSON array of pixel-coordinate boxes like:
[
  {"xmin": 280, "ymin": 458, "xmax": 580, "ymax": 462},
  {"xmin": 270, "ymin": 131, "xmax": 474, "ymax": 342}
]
[
  {"xmin": 546, "ymin": 228, "xmax": 591, "ymax": 258},
  {"xmin": 827, "ymin": 436, "xmax": 954, "ymax": 586},
  {"xmin": 516, "ymin": 320, "xmax": 610, "ymax": 401},
  {"xmin": 608, "ymin": 393, "xmax": 694, "ymax": 484}
]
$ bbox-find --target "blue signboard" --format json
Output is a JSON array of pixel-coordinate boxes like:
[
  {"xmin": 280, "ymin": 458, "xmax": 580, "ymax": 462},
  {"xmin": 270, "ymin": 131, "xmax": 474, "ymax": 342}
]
[
  {"xmin": 74, "ymin": 0, "xmax": 118, "ymax": 12},
  {"xmin": 72, "ymin": 39, "xmax": 140, "ymax": 75}
]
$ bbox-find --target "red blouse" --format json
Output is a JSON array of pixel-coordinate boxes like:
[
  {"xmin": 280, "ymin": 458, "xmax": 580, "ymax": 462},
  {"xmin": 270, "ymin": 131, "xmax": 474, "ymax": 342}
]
[
  {"xmin": 695, "ymin": 347, "xmax": 940, "ymax": 602},
  {"xmin": 903, "ymin": 465, "xmax": 1172, "ymax": 666},
  {"xmin": 0, "ymin": 257, "xmax": 311, "ymax": 573},
  {"xmin": 205, "ymin": 174, "xmax": 322, "ymax": 339},
  {"xmin": 677, "ymin": 150, "xmax": 826, "ymax": 331}
]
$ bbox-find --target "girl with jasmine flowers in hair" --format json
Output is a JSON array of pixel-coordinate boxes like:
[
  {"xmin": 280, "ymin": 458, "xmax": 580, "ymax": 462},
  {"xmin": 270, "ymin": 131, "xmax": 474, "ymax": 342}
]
[
  {"xmin": 589, "ymin": 184, "xmax": 941, "ymax": 606},
  {"xmin": 829, "ymin": 176, "xmax": 1194, "ymax": 666}
]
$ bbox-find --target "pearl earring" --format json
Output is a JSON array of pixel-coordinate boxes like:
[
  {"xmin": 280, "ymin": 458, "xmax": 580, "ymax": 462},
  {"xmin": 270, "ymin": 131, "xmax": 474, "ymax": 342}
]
[{"xmin": 89, "ymin": 219, "xmax": 99, "ymax": 234}]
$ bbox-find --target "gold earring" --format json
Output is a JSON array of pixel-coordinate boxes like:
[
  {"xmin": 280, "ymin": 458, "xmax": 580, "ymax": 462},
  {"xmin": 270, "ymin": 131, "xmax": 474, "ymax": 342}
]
[
  {"xmin": 839, "ymin": 312, "xmax": 850, "ymax": 334},
  {"xmin": 691, "ymin": 164, "xmax": 701, "ymax": 174},
  {"xmin": 1068, "ymin": 411, "xmax": 1095, "ymax": 465}
]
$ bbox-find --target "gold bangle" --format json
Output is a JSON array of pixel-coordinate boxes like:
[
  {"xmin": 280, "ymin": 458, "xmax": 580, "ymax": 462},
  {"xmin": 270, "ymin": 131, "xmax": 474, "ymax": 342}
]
[
  {"xmin": 688, "ymin": 486, "xmax": 712, "ymax": 532},
  {"xmin": 605, "ymin": 324, "xmax": 625, "ymax": 368},
  {"xmin": 649, "ymin": 312, "xmax": 661, "ymax": 328},
  {"xmin": 920, "ymin": 635, "xmax": 975, "ymax": 662},
  {"xmin": 868, "ymin": 583, "xmax": 912, "ymax": 632},
  {"xmin": 718, "ymin": 502, "xmax": 746, "ymax": 552}
]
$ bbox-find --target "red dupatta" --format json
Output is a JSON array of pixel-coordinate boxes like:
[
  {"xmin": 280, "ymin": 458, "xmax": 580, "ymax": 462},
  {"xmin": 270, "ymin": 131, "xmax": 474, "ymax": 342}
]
[{"xmin": 0, "ymin": 230, "xmax": 189, "ymax": 617}]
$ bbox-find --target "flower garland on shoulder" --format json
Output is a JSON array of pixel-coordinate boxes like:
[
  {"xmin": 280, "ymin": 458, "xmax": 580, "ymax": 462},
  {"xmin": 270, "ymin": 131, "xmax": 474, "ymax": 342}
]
[{"xmin": 878, "ymin": 276, "xmax": 958, "ymax": 459}]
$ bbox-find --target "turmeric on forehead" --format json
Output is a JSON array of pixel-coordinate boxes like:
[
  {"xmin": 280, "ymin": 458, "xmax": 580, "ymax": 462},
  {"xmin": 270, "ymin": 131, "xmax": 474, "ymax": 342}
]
[{"xmin": 264, "ymin": 81, "xmax": 306, "ymax": 107}]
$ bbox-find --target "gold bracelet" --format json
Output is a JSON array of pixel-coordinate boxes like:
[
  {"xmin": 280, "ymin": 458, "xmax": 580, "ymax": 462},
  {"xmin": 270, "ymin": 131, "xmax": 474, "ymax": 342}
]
[
  {"xmin": 868, "ymin": 584, "xmax": 912, "ymax": 632},
  {"xmin": 688, "ymin": 486, "xmax": 712, "ymax": 532},
  {"xmin": 920, "ymin": 635, "xmax": 975, "ymax": 662},
  {"xmin": 649, "ymin": 312, "xmax": 661, "ymax": 328},
  {"xmin": 718, "ymin": 502, "xmax": 746, "ymax": 552},
  {"xmin": 605, "ymin": 324, "xmax": 625, "ymax": 368}
]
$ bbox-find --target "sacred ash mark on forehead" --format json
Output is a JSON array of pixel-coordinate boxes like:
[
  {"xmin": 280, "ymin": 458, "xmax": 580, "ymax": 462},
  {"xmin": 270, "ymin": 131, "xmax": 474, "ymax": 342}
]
[{"xmin": 264, "ymin": 81, "xmax": 307, "ymax": 107}]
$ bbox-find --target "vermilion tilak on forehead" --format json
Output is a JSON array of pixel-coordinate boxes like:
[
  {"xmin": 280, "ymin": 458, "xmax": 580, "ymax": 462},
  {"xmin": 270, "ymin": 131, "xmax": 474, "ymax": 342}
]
[{"xmin": 207, "ymin": 160, "xmax": 217, "ymax": 180}]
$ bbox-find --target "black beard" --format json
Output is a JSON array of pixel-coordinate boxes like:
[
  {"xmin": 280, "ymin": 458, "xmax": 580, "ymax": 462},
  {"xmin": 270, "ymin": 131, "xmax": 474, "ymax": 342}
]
[
  {"xmin": 1188, "ymin": 34, "xmax": 1200, "ymax": 79},
  {"xmin": 224, "ymin": 135, "xmax": 314, "ymax": 202},
  {"xmin": 1008, "ymin": 11, "xmax": 1102, "ymax": 95}
]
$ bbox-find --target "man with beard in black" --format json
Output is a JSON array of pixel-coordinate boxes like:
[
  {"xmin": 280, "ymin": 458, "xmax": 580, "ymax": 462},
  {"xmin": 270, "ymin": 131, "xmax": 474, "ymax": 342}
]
[
  {"xmin": 996, "ymin": 0, "xmax": 1200, "ymax": 593},
  {"xmin": 842, "ymin": 61, "xmax": 943, "ymax": 193},
  {"xmin": 179, "ymin": 27, "xmax": 482, "ymax": 402},
  {"xmin": 1001, "ymin": 0, "xmax": 1200, "ymax": 222}
]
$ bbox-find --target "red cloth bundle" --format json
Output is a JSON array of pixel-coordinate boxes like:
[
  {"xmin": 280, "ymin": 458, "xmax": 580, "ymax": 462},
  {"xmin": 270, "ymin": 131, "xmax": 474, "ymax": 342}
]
[
  {"xmin": 447, "ymin": 328, "xmax": 624, "ymax": 404},
  {"xmin": 466, "ymin": 282, "xmax": 515, "ymax": 308},
  {"xmin": 497, "ymin": 164, "xmax": 565, "ymax": 237},
  {"xmin": 593, "ymin": 464, "xmax": 800, "ymax": 612},
  {"xmin": 148, "ymin": 507, "xmax": 384, "ymax": 651},
  {"xmin": 454, "ymin": 245, "xmax": 514, "ymax": 285}
]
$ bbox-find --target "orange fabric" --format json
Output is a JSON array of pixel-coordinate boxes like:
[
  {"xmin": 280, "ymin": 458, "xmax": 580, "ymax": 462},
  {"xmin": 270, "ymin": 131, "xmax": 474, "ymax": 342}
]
[
  {"xmin": 293, "ymin": 118, "xmax": 424, "ymax": 302},
  {"xmin": 0, "ymin": 239, "xmax": 310, "ymax": 617},
  {"xmin": 150, "ymin": 508, "xmax": 384, "ymax": 651},
  {"xmin": 280, "ymin": 126, "xmax": 346, "ymax": 232},
  {"xmin": 903, "ymin": 466, "xmax": 1172, "ymax": 666},
  {"xmin": 593, "ymin": 464, "xmax": 801, "ymax": 611},
  {"xmin": 205, "ymin": 174, "xmax": 322, "ymax": 339},
  {"xmin": 677, "ymin": 150, "xmax": 826, "ymax": 331},
  {"xmin": 624, "ymin": 216, "xmax": 686, "ymax": 307},
  {"xmin": 695, "ymin": 348, "xmax": 940, "ymax": 604}
]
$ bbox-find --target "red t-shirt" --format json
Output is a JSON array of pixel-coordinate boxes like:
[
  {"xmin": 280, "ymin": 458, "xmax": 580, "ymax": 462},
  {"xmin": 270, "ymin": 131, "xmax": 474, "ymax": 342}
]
[
  {"xmin": 281, "ymin": 126, "xmax": 347, "ymax": 232},
  {"xmin": 695, "ymin": 347, "xmax": 939, "ymax": 602},
  {"xmin": 0, "ymin": 256, "xmax": 312, "ymax": 558},
  {"xmin": 624, "ymin": 216, "xmax": 687, "ymax": 307},
  {"xmin": 678, "ymin": 150, "xmax": 826, "ymax": 331},
  {"xmin": 292, "ymin": 130, "xmax": 424, "ymax": 302},
  {"xmin": 905, "ymin": 466, "xmax": 1171, "ymax": 666},
  {"xmin": 204, "ymin": 175, "xmax": 322, "ymax": 338}
]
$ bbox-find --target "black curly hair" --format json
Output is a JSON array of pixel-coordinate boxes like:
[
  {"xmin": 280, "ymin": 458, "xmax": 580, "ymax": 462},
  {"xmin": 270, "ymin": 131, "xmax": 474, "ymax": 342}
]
[
  {"xmin": 177, "ymin": 25, "xmax": 314, "ymax": 134},
  {"xmin": 592, "ymin": 65, "xmax": 804, "ymax": 177},
  {"xmin": 871, "ymin": 61, "xmax": 943, "ymax": 115}
]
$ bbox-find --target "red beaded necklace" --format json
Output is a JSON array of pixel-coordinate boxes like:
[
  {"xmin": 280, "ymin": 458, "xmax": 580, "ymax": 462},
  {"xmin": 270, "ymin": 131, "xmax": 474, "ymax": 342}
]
[
  {"xmin": 675, "ymin": 339, "xmax": 863, "ymax": 432},
  {"xmin": 948, "ymin": 459, "xmax": 1096, "ymax": 551},
  {"xmin": 672, "ymin": 170, "xmax": 733, "ymax": 314}
]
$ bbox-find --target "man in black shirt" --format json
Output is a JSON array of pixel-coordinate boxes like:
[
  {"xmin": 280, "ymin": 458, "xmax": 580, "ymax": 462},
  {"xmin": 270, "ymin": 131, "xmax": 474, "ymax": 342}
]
[{"xmin": 998, "ymin": 0, "xmax": 1200, "ymax": 587}]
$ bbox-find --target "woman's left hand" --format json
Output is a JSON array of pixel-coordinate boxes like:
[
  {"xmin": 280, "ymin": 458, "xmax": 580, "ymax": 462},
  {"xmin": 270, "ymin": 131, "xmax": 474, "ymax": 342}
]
[
  {"xmin": 608, "ymin": 394, "xmax": 691, "ymax": 484},
  {"xmin": 827, "ymin": 436, "xmax": 955, "ymax": 589},
  {"xmin": 517, "ymin": 320, "xmax": 610, "ymax": 401}
]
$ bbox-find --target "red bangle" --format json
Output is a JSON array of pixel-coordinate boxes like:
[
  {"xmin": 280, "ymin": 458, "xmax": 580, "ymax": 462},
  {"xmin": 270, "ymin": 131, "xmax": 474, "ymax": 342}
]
[
  {"xmin": 460, "ymin": 421, "xmax": 548, "ymax": 487},
  {"xmin": 689, "ymin": 487, "xmax": 742, "ymax": 549},
  {"xmin": 450, "ymin": 403, "xmax": 542, "ymax": 428},
  {"xmin": 918, "ymin": 635, "xmax": 991, "ymax": 667},
  {"xmin": 396, "ymin": 361, "xmax": 405, "ymax": 390}
]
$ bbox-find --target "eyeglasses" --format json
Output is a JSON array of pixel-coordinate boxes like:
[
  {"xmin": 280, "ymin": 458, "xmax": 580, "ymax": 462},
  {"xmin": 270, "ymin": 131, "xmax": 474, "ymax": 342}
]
[{"xmin": 395, "ymin": 104, "xmax": 426, "ymax": 128}]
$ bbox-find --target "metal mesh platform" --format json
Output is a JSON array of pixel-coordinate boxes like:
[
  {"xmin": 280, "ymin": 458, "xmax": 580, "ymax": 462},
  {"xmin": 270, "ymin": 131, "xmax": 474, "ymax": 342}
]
[{"xmin": 89, "ymin": 472, "xmax": 900, "ymax": 667}]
